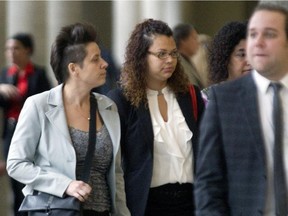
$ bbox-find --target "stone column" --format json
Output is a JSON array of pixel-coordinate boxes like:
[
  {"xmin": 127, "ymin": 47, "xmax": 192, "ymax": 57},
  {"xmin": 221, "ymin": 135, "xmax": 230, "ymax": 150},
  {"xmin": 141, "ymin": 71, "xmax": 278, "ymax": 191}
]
[
  {"xmin": 6, "ymin": 1, "xmax": 47, "ymax": 67},
  {"xmin": 141, "ymin": 1, "xmax": 181, "ymax": 28},
  {"xmin": 0, "ymin": 1, "xmax": 6, "ymax": 68},
  {"xmin": 46, "ymin": 1, "xmax": 83, "ymax": 85},
  {"xmin": 112, "ymin": 1, "xmax": 182, "ymax": 66},
  {"xmin": 112, "ymin": 1, "xmax": 141, "ymax": 66}
]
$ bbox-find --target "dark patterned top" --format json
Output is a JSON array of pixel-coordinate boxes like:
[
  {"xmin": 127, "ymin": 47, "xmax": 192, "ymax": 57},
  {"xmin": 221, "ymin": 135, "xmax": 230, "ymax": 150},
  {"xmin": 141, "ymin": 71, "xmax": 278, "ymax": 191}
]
[{"xmin": 69, "ymin": 124, "xmax": 113, "ymax": 212}]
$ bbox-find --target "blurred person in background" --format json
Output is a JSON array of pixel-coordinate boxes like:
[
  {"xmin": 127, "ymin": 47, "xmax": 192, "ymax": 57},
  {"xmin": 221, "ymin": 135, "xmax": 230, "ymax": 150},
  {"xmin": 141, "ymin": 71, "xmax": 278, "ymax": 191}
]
[
  {"xmin": 201, "ymin": 21, "xmax": 252, "ymax": 104},
  {"xmin": 191, "ymin": 34, "xmax": 211, "ymax": 88},
  {"xmin": 173, "ymin": 23, "xmax": 204, "ymax": 89},
  {"xmin": 0, "ymin": 33, "xmax": 51, "ymax": 216}
]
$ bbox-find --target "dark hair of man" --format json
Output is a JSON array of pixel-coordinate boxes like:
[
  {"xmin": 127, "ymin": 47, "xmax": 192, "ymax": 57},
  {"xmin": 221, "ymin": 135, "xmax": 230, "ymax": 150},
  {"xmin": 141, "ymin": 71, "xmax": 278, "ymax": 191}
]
[
  {"xmin": 208, "ymin": 21, "xmax": 247, "ymax": 84},
  {"xmin": 173, "ymin": 24, "xmax": 195, "ymax": 48},
  {"xmin": 120, "ymin": 19, "xmax": 190, "ymax": 107},
  {"xmin": 254, "ymin": 2, "xmax": 288, "ymax": 38},
  {"xmin": 50, "ymin": 22, "xmax": 98, "ymax": 84},
  {"xmin": 10, "ymin": 33, "xmax": 34, "ymax": 55}
]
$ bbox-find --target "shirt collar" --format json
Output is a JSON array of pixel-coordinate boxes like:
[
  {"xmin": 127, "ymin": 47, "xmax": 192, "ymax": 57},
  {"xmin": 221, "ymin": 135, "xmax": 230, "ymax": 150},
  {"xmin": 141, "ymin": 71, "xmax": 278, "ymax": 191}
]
[{"xmin": 252, "ymin": 69, "xmax": 288, "ymax": 93}]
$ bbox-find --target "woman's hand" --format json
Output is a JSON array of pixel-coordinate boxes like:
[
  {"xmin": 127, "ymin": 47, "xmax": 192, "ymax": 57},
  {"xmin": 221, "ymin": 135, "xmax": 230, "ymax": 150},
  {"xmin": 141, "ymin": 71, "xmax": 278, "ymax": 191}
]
[{"xmin": 65, "ymin": 180, "xmax": 92, "ymax": 202}]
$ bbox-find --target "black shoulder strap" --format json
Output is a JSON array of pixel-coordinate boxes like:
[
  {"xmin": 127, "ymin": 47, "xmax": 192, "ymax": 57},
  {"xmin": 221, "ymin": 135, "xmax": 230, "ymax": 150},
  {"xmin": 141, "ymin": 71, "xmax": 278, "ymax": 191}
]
[{"xmin": 81, "ymin": 92, "xmax": 97, "ymax": 182}]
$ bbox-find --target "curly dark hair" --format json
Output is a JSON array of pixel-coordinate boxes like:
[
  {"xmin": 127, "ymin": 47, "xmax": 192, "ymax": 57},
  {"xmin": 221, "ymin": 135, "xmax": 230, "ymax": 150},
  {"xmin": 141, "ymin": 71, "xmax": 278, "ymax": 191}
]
[
  {"xmin": 50, "ymin": 22, "xmax": 98, "ymax": 84},
  {"xmin": 208, "ymin": 21, "xmax": 247, "ymax": 84},
  {"xmin": 120, "ymin": 19, "xmax": 190, "ymax": 107}
]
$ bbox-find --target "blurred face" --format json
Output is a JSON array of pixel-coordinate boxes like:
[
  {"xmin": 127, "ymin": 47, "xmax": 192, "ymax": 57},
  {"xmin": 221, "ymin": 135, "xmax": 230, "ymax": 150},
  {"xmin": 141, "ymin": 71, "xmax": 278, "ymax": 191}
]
[
  {"xmin": 146, "ymin": 35, "xmax": 178, "ymax": 89},
  {"xmin": 227, "ymin": 39, "xmax": 252, "ymax": 80},
  {"xmin": 247, "ymin": 10, "xmax": 288, "ymax": 81},
  {"xmin": 75, "ymin": 42, "xmax": 108, "ymax": 88},
  {"xmin": 5, "ymin": 39, "xmax": 31, "ymax": 66},
  {"xmin": 180, "ymin": 29, "xmax": 199, "ymax": 57}
]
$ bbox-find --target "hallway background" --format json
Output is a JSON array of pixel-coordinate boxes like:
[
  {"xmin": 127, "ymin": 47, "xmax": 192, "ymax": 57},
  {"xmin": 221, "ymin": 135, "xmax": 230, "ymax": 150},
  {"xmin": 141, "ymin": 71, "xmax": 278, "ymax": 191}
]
[{"xmin": 0, "ymin": 1, "xmax": 258, "ymax": 215}]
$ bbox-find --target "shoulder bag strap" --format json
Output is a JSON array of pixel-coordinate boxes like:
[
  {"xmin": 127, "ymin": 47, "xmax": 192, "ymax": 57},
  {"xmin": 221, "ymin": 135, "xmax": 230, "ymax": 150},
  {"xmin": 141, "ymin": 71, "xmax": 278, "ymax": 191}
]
[{"xmin": 81, "ymin": 92, "xmax": 97, "ymax": 182}]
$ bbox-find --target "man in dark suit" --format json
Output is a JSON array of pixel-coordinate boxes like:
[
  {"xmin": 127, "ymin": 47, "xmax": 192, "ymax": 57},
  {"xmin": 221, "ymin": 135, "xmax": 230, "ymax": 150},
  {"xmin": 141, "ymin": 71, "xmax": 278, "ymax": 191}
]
[
  {"xmin": 0, "ymin": 33, "xmax": 51, "ymax": 216},
  {"xmin": 195, "ymin": 3, "xmax": 288, "ymax": 216}
]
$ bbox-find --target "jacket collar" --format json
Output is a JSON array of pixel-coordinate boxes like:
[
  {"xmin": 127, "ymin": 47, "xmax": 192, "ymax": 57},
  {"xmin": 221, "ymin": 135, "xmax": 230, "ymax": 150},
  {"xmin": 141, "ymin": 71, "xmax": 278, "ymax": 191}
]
[{"xmin": 47, "ymin": 83, "xmax": 114, "ymax": 111}]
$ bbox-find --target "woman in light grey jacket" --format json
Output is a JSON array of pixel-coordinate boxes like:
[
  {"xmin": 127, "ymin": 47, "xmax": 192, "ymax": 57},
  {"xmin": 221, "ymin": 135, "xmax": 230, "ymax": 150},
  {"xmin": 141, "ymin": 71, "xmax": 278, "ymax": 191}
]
[{"xmin": 7, "ymin": 23, "xmax": 130, "ymax": 216}]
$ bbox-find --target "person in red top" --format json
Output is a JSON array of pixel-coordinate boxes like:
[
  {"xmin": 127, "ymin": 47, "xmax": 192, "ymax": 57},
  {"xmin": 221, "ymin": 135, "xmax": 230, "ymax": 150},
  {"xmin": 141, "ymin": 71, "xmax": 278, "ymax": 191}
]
[{"xmin": 0, "ymin": 33, "xmax": 51, "ymax": 216}]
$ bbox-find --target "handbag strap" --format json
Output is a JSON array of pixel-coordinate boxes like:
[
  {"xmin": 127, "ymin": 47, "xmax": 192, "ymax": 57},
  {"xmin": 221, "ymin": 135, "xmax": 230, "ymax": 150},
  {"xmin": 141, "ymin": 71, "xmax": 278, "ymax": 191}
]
[
  {"xmin": 80, "ymin": 92, "xmax": 97, "ymax": 183},
  {"xmin": 189, "ymin": 85, "xmax": 198, "ymax": 121}
]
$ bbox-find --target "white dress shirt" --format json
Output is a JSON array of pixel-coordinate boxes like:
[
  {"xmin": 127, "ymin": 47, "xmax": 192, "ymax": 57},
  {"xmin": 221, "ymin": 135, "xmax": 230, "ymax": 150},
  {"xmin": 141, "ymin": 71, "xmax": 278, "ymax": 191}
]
[
  {"xmin": 253, "ymin": 70, "xmax": 288, "ymax": 216},
  {"xmin": 147, "ymin": 87, "xmax": 194, "ymax": 188}
]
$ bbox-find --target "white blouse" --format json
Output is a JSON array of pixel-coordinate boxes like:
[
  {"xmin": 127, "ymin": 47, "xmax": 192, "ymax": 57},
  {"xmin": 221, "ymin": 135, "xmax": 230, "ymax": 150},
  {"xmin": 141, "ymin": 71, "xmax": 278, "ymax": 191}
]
[{"xmin": 147, "ymin": 87, "xmax": 194, "ymax": 188}]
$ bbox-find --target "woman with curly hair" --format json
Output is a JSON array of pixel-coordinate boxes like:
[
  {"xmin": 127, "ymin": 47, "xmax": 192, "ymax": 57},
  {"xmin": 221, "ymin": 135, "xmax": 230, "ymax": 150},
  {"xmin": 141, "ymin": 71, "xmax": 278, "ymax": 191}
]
[
  {"xmin": 202, "ymin": 21, "xmax": 252, "ymax": 103},
  {"xmin": 108, "ymin": 19, "xmax": 205, "ymax": 216}
]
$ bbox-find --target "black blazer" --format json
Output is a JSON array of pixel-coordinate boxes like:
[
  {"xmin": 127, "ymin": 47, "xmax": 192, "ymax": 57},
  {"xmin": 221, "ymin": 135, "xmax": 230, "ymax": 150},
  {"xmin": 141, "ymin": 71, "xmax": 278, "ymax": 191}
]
[
  {"xmin": 0, "ymin": 64, "xmax": 52, "ymax": 147},
  {"xmin": 195, "ymin": 73, "xmax": 267, "ymax": 216},
  {"xmin": 108, "ymin": 86, "xmax": 204, "ymax": 216}
]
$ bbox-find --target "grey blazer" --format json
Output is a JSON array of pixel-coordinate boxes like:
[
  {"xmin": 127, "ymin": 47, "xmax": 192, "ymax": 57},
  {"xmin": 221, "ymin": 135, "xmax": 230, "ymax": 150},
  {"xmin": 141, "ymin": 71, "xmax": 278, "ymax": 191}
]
[
  {"xmin": 195, "ymin": 73, "xmax": 267, "ymax": 215},
  {"xmin": 7, "ymin": 84, "xmax": 130, "ymax": 216}
]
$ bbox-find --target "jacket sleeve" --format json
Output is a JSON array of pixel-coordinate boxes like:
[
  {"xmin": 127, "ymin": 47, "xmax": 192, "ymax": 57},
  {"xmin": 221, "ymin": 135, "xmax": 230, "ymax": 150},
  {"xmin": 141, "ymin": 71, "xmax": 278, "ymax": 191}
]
[
  {"xmin": 6, "ymin": 96, "xmax": 72, "ymax": 197},
  {"xmin": 194, "ymin": 86, "xmax": 230, "ymax": 216},
  {"xmin": 113, "ymin": 145, "xmax": 131, "ymax": 216},
  {"xmin": 107, "ymin": 89, "xmax": 131, "ymax": 215}
]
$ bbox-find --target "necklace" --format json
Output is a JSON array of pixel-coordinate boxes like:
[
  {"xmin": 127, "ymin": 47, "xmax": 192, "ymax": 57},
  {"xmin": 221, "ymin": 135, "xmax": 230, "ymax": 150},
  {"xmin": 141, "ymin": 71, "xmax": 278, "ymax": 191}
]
[{"xmin": 74, "ymin": 107, "xmax": 90, "ymax": 121}]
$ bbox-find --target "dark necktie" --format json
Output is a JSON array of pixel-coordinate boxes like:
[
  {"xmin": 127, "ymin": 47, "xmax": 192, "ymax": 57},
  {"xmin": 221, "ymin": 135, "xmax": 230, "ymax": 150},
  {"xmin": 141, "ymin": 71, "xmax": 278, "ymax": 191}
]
[{"xmin": 271, "ymin": 82, "xmax": 288, "ymax": 216}]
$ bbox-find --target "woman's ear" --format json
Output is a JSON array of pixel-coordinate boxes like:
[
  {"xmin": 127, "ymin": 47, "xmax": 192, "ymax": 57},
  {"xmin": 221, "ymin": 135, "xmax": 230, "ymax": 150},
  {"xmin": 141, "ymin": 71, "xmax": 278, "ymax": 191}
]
[{"xmin": 68, "ymin": 63, "xmax": 78, "ymax": 76}]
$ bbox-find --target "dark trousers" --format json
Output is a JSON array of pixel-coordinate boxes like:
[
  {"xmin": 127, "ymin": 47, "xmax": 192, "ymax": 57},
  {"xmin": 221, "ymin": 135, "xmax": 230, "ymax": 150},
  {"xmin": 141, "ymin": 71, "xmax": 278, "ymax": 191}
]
[
  {"xmin": 3, "ymin": 118, "xmax": 27, "ymax": 216},
  {"xmin": 145, "ymin": 183, "xmax": 194, "ymax": 216}
]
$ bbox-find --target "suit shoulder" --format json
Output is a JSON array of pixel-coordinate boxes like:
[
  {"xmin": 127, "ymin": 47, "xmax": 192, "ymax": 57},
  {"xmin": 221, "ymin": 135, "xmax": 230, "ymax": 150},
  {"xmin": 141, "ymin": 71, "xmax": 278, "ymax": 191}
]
[
  {"xmin": 212, "ymin": 73, "xmax": 251, "ymax": 92},
  {"xmin": 107, "ymin": 88, "xmax": 127, "ymax": 104},
  {"xmin": 27, "ymin": 90, "xmax": 50, "ymax": 103},
  {"xmin": 107, "ymin": 88, "xmax": 132, "ymax": 116}
]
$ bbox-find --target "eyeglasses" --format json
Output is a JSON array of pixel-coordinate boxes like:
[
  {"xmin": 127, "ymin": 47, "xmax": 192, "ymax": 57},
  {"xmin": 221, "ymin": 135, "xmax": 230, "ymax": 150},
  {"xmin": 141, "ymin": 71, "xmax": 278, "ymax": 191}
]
[{"xmin": 147, "ymin": 50, "xmax": 180, "ymax": 60}]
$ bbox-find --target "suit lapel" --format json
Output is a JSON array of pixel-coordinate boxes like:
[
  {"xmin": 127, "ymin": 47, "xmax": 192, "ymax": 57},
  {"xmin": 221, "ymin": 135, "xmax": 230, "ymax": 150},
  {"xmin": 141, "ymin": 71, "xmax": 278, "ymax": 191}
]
[
  {"xmin": 239, "ymin": 75, "xmax": 266, "ymax": 164},
  {"xmin": 97, "ymin": 95, "xmax": 120, "ymax": 157},
  {"xmin": 137, "ymin": 103, "xmax": 154, "ymax": 155},
  {"xmin": 45, "ymin": 84, "xmax": 72, "ymax": 143}
]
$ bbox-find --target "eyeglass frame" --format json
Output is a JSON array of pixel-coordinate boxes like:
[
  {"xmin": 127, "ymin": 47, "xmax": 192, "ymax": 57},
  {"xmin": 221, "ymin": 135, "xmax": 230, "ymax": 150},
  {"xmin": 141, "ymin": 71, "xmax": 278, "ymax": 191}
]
[{"xmin": 147, "ymin": 50, "xmax": 180, "ymax": 60}]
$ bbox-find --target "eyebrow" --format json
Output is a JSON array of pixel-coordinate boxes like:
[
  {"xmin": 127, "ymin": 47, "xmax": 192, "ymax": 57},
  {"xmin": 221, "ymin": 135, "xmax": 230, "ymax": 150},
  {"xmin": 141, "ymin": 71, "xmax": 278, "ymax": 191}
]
[
  {"xmin": 155, "ymin": 48, "xmax": 177, "ymax": 52},
  {"xmin": 249, "ymin": 27, "xmax": 278, "ymax": 32},
  {"xmin": 91, "ymin": 53, "xmax": 100, "ymax": 58}
]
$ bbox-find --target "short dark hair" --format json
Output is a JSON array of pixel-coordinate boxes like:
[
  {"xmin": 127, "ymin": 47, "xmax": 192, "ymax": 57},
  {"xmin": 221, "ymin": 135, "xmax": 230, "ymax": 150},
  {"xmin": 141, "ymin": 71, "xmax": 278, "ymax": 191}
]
[
  {"xmin": 50, "ymin": 22, "xmax": 98, "ymax": 83},
  {"xmin": 10, "ymin": 33, "xmax": 34, "ymax": 55},
  {"xmin": 253, "ymin": 2, "xmax": 288, "ymax": 38},
  {"xmin": 208, "ymin": 21, "xmax": 247, "ymax": 84},
  {"xmin": 173, "ymin": 24, "xmax": 195, "ymax": 48}
]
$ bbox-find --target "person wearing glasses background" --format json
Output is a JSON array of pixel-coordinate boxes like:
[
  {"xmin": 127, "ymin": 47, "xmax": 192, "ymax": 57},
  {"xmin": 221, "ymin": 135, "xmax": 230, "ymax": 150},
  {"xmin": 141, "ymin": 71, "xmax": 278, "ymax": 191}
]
[
  {"xmin": 173, "ymin": 23, "xmax": 205, "ymax": 90},
  {"xmin": 108, "ymin": 19, "xmax": 205, "ymax": 216}
]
